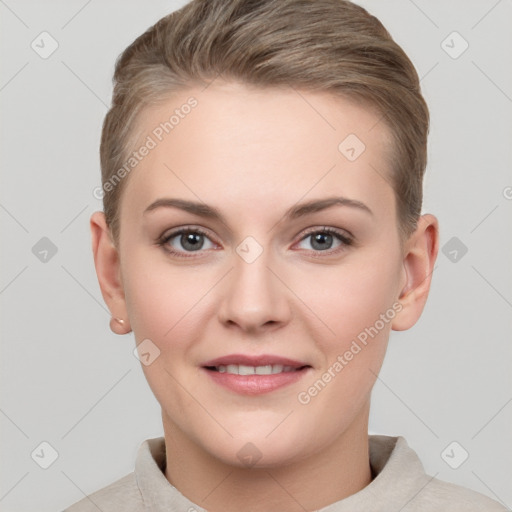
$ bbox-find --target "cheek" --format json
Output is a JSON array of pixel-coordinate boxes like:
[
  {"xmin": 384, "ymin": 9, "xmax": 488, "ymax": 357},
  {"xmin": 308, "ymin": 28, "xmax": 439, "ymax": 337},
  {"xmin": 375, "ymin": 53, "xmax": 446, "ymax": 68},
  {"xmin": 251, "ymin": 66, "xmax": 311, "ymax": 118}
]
[
  {"xmin": 298, "ymin": 254, "xmax": 401, "ymax": 345},
  {"xmin": 122, "ymin": 254, "xmax": 203, "ymax": 340}
]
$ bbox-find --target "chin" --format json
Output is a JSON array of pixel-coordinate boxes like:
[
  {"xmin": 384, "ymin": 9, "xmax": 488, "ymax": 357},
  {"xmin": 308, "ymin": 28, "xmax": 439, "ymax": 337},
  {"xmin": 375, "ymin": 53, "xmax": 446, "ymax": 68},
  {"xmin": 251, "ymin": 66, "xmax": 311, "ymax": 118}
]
[{"xmin": 199, "ymin": 427, "xmax": 314, "ymax": 469}]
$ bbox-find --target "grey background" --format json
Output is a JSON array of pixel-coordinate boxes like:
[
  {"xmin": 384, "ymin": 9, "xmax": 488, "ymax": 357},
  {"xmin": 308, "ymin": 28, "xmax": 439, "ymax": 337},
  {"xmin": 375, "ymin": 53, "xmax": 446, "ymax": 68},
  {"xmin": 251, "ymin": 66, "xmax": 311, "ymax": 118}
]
[{"xmin": 1, "ymin": 0, "xmax": 511, "ymax": 511}]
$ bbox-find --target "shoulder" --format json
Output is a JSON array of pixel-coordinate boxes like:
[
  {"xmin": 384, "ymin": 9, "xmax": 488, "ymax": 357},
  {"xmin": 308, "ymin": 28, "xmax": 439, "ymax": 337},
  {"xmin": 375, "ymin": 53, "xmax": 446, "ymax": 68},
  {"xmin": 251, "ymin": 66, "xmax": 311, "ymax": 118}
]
[
  {"xmin": 63, "ymin": 472, "xmax": 143, "ymax": 512},
  {"xmin": 413, "ymin": 476, "xmax": 507, "ymax": 511},
  {"xmin": 368, "ymin": 436, "xmax": 507, "ymax": 511}
]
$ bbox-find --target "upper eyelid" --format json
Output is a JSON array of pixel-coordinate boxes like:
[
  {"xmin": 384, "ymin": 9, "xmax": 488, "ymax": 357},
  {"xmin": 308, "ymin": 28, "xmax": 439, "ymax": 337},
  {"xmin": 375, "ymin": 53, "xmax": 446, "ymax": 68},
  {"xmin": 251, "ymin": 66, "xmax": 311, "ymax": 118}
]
[
  {"xmin": 160, "ymin": 225, "xmax": 214, "ymax": 238},
  {"xmin": 300, "ymin": 225, "xmax": 353, "ymax": 239}
]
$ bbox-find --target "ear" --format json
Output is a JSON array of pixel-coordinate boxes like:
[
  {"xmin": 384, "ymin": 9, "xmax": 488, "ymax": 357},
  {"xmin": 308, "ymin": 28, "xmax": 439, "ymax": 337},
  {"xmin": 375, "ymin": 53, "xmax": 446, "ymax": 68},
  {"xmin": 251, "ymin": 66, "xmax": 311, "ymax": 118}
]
[
  {"xmin": 392, "ymin": 214, "xmax": 439, "ymax": 331},
  {"xmin": 90, "ymin": 211, "xmax": 131, "ymax": 335}
]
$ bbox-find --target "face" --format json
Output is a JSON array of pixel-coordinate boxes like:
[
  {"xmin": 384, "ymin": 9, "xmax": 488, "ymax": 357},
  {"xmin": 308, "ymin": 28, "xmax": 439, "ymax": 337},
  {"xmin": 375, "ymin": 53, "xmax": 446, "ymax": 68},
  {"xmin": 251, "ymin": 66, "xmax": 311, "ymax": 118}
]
[{"xmin": 115, "ymin": 81, "xmax": 408, "ymax": 467}]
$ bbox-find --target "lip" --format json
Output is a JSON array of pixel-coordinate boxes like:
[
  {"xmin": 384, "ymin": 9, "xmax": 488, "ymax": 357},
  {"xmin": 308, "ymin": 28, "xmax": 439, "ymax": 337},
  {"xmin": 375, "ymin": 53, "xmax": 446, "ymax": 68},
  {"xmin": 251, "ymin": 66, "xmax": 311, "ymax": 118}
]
[{"xmin": 201, "ymin": 354, "xmax": 312, "ymax": 395}]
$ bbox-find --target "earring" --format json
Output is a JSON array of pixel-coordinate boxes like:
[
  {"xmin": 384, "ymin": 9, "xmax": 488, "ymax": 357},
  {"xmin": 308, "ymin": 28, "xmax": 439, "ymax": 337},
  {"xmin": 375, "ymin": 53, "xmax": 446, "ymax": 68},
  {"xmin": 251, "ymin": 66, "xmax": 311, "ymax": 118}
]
[{"xmin": 110, "ymin": 316, "xmax": 131, "ymax": 334}]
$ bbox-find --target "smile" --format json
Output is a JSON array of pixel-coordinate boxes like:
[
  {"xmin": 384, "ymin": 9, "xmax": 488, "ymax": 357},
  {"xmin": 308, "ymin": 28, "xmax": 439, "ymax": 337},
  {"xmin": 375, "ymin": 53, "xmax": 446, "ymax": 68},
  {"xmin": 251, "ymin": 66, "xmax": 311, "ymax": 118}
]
[{"xmin": 201, "ymin": 355, "xmax": 312, "ymax": 395}]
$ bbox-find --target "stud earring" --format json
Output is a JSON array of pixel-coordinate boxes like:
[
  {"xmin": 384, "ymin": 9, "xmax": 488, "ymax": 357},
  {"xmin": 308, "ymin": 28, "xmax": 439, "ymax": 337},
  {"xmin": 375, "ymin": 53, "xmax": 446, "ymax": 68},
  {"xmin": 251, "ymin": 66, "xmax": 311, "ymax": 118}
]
[{"xmin": 110, "ymin": 316, "xmax": 131, "ymax": 334}]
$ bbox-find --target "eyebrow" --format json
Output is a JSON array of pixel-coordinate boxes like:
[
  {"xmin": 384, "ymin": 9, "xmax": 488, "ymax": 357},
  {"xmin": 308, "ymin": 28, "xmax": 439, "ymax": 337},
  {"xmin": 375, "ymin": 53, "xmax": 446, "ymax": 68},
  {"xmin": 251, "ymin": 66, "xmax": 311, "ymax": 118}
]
[{"xmin": 143, "ymin": 196, "xmax": 373, "ymax": 223}]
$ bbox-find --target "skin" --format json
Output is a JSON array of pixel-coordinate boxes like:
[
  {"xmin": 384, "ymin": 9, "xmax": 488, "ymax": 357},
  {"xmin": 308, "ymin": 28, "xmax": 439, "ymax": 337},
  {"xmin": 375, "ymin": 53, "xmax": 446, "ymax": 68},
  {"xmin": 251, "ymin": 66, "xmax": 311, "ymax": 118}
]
[{"xmin": 91, "ymin": 80, "xmax": 438, "ymax": 511}]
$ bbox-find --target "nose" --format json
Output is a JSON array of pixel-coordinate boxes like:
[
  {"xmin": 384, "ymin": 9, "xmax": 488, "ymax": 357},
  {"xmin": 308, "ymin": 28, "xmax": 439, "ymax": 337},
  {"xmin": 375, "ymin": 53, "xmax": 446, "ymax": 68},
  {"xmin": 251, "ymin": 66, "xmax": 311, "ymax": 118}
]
[{"xmin": 217, "ymin": 245, "xmax": 291, "ymax": 334}]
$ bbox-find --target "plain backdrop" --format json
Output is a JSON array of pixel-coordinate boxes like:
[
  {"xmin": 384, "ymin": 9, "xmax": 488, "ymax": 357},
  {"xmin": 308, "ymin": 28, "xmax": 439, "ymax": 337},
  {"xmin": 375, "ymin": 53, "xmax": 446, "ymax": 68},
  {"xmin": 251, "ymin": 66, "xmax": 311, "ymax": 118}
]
[{"xmin": 1, "ymin": 1, "xmax": 511, "ymax": 511}]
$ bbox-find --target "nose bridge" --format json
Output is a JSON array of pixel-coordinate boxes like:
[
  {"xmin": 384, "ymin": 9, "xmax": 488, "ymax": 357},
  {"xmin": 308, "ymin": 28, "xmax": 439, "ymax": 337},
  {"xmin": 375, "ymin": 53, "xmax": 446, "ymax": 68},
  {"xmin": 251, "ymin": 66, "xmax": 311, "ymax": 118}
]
[{"xmin": 218, "ymin": 238, "xmax": 290, "ymax": 331}]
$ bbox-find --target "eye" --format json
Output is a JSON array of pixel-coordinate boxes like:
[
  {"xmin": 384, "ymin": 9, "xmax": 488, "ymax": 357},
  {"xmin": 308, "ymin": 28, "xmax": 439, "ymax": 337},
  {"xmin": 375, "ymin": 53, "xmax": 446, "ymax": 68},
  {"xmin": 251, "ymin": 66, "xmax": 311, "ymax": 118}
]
[
  {"xmin": 295, "ymin": 227, "xmax": 353, "ymax": 254},
  {"xmin": 158, "ymin": 227, "xmax": 217, "ymax": 257},
  {"xmin": 157, "ymin": 226, "xmax": 353, "ymax": 258}
]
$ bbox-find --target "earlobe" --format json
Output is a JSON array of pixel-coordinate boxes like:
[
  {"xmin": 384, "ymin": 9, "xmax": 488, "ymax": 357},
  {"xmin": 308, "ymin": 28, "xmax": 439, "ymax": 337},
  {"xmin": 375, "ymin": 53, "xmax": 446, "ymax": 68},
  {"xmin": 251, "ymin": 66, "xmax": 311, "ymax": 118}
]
[
  {"xmin": 392, "ymin": 214, "xmax": 439, "ymax": 331},
  {"xmin": 90, "ymin": 211, "xmax": 132, "ymax": 334}
]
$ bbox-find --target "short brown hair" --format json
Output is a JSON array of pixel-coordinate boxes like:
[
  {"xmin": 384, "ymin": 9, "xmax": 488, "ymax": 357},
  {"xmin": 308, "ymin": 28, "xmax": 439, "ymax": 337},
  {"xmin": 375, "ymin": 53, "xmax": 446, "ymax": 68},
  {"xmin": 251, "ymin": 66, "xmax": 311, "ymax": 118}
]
[{"xmin": 100, "ymin": 0, "xmax": 429, "ymax": 244}]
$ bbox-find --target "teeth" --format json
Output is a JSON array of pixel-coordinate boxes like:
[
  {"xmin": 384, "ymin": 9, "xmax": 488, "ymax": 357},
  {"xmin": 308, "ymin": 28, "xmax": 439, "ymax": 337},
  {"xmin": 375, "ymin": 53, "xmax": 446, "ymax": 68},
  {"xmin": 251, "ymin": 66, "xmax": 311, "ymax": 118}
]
[
  {"xmin": 215, "ymin": 364, "xmax": 298, "ymax": 375},
  {"xmin": 255, "ymin": 365, "xmax": 272, "ymax": 375}
]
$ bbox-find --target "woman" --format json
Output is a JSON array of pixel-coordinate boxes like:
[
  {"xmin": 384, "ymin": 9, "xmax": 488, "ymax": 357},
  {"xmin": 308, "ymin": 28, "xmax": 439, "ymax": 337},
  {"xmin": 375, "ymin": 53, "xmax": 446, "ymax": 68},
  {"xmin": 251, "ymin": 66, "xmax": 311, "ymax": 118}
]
[{"xmin": 65, "ymin": 0, "xmax": 506, "ymax": 510}]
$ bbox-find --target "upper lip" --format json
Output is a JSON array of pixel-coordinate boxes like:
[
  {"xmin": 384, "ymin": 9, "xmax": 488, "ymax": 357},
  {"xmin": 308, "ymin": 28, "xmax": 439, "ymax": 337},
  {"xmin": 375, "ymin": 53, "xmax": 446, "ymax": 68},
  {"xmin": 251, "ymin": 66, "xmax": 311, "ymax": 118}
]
[{"xmin": 202, "ymin": 354, "xmax": 310, "ymax": 368}]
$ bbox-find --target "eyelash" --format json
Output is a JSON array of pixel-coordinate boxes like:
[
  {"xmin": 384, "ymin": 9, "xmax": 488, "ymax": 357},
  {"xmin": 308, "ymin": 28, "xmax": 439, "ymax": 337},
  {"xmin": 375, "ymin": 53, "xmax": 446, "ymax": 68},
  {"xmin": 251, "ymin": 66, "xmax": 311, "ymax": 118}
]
[{"xmin": 157, "ymin": 226, "xmax": 354, "ymax": 259}]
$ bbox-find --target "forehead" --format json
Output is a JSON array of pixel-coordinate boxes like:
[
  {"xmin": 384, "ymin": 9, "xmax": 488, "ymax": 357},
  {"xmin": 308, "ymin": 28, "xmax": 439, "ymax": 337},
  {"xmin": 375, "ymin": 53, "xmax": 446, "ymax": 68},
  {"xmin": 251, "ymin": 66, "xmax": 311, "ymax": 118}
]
[{"xmin": 121, "ymin": 81, "xmax": 395, "ymax": 223}]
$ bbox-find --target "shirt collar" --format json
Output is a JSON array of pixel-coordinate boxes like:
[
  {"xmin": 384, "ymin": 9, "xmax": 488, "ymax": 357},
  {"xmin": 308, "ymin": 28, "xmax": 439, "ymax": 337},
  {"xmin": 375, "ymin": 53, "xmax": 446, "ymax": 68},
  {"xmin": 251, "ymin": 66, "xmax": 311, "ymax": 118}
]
[
  {"xmin": 135, "ymin": 436, "xmax": 207, "ymax": 512},
  {"xmin": 135, "ymin": 435, "xmax": 427, "ymax": 511}
]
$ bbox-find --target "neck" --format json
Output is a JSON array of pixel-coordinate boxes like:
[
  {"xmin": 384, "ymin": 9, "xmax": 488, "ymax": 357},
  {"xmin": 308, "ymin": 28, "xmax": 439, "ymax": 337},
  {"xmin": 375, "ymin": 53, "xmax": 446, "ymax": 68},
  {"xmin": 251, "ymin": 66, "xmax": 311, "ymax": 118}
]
[{"xmin": 162, "ymin": 406, "xmax": 372, "ymax": 511}]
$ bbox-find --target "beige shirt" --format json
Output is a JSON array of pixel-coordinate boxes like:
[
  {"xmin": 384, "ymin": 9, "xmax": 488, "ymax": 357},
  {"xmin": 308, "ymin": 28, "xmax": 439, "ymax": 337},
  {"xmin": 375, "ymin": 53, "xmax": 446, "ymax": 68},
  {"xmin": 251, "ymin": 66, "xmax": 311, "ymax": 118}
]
[{"xmin": 64, "ymin": 435, "xmax": 506, "ymax": 511}]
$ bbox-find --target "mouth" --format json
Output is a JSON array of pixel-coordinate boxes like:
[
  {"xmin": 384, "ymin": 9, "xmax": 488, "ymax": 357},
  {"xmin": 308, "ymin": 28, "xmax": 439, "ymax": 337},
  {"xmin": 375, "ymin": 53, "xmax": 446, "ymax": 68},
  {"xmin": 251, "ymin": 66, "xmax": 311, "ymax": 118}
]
[{"xmin": 201, "ymin": 354, "xmax": 312, "ymax": 395}]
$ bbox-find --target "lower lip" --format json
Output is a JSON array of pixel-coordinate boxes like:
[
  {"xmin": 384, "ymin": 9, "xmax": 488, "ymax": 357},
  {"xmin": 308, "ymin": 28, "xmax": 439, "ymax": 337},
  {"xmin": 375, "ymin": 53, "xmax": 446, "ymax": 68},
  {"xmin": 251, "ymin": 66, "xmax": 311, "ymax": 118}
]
[{"xmin": 202, "ymin": 367, "xmax": 310, "ymax": 395}]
